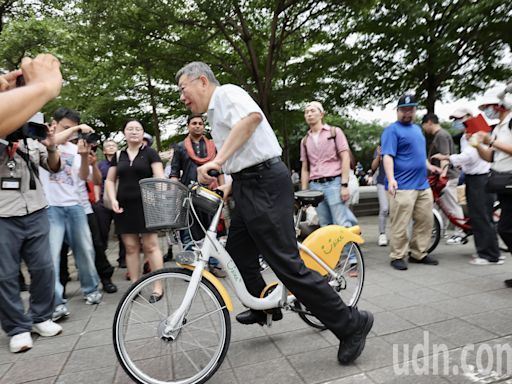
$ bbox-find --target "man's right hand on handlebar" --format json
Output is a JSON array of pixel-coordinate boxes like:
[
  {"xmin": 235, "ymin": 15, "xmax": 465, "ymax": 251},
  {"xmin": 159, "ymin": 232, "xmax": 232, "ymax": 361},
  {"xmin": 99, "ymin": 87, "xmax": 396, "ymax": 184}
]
[{"xmin": 197, "ymin": 160, "xmax": 222, "ymax": 185}]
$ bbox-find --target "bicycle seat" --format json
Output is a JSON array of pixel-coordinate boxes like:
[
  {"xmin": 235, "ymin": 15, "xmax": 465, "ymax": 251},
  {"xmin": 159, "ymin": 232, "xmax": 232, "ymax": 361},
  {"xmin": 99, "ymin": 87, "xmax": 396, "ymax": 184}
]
[
  {"xmin": 348, "ymin": 225, "xmax": 361, "ymax": 235},
  {"xmin": 294, "ymin": 190, "xmax": 324, "ymax": 207}
]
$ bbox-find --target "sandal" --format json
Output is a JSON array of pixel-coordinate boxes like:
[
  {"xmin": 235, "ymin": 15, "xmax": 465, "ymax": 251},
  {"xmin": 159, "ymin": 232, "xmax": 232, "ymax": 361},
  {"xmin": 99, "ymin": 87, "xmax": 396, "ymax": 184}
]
[{"xmin": 149, "ymin": 291, "xmax": 164, "ymax": 303}]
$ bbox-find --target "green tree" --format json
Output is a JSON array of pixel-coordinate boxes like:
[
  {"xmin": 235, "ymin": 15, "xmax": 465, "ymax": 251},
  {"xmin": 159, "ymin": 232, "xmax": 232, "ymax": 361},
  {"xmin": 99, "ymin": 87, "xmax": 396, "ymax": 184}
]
[
  {"xmin": 337, "ymin": 0, "xmax": 512, "ymax": 112},
  {"xmin": 147, "ymin": 0, "xmax": 370, "ymax": 162}
]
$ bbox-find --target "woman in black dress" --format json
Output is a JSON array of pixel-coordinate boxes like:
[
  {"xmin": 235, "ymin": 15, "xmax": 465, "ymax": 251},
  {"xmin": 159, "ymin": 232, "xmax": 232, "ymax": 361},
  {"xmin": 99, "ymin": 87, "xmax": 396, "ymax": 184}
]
[{"xmin": 105, "ymin": 120, "xmax": 165, "ymax": 301}]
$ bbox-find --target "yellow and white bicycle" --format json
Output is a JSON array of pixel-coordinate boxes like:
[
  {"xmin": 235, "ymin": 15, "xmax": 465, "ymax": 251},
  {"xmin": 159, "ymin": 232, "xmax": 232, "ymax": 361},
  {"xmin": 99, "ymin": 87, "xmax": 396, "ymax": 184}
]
[{"xmin": 113, "ymin": 179, "xmax": 365, "ymax": 384}]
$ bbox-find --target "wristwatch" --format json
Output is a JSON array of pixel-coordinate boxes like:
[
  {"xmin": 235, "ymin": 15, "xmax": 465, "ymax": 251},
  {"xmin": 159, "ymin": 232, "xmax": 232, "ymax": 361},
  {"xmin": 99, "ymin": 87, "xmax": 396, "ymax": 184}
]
[
  {"xmin": 47, "ymin": 146, "xmax": 58, "ymax": 153},
  {"xmin": 341, "ymin": 182, "xmax": 348, "ymax": 187}
]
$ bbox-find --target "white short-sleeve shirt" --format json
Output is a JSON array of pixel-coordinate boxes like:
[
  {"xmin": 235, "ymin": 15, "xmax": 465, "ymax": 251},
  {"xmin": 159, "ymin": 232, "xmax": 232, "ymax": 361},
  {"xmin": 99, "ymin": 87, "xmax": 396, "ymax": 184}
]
[
  {"xmin": 491, "ymin": 114, "xmax": 512, "ymax": 173},
  {"xmin": 207, "ymin": 84, "xmax": 282, "ymax": 174},
  {"xmin": 39, "ymin": 142, "xmax": 83, "ymax": 206}
]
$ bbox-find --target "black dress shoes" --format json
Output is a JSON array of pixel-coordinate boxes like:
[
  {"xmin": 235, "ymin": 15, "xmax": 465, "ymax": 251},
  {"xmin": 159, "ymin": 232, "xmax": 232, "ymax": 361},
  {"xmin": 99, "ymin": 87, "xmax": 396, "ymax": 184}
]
[
  {"xmin": 390, "ymin": 259, "xmax": 408, "ymax": 270},
  {"xmin": 235, "ymin": 309, "xmax": 283, "ymax": 325},
  {"xmin": 102, "ymin": 279, "xmax": 118, "ymax": 294},
  {"xmin": 409, "ymin": 255, "xmax": 439, "ymax": 265},
  {"xmin": 338, "ymin": 310, "xmax": 374, "ymax": 365}
]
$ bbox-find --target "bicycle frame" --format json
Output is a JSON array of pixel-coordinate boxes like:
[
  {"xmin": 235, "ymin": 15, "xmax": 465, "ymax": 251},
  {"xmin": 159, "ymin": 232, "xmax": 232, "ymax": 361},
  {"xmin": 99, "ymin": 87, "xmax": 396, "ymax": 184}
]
[
  {"xmin": 166, "ymin": 191, "xmax": 361, "ymax": 332},
  {"xmin": 430, "ymin": 174, "xmax": 471, "ymax": 233}
]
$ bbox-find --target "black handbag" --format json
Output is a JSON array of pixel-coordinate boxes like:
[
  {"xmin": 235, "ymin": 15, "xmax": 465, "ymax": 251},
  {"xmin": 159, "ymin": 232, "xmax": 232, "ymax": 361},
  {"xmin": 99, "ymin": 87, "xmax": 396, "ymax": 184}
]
[{"xmin": 486, "ymin": 170, "xmax": 512, "ymax": 194}]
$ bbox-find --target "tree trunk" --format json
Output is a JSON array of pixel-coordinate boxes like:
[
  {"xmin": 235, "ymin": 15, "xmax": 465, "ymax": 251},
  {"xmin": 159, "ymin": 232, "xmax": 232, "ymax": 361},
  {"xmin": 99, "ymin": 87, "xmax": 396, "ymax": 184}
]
[
  {"xmin": 145, "ymin": 70, "xmax": 161, "ymax": 151},
  {"xmin": 425, "ymin": 74, "xmax": 438, "ymax": 114}
]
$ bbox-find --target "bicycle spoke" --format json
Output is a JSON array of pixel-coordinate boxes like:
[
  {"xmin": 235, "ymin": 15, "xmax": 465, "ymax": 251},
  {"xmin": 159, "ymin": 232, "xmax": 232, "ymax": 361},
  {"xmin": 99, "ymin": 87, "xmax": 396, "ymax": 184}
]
[
  {"xmin": 174, "ymin": 307, "xmax": 226, "ymax": 331},
  {"xmin": 132, "ymin": 292, "xmax": 167, "ymax": 319},
  {"xmin": 114, "ymin": 268, "xmax": 230, "ymax": 384}
]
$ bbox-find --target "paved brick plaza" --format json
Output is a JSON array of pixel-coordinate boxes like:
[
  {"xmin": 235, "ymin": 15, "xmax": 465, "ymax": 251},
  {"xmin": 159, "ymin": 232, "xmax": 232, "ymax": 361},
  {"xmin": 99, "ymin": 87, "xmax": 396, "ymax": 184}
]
[{"xmin": 1, "ymin": 215, "xmax": 511, "ymax": 384}]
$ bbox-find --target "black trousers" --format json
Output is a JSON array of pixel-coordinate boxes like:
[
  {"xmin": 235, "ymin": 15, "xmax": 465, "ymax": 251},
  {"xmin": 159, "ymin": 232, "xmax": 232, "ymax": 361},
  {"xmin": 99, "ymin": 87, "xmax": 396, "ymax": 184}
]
[
  {"xmin": 226, "ymin": 161, "xmax": 359, "ymax": 340},
  {"xmin": 94, "ymin": 202, "xmax": 125, "ymax": 262},
  {"xmin": 497, "ymin": 193, "xmax": 512, "ymax": 254},
  {"xmin": 465, "ymin": 174, "xmax": 500, "ymax": 261},
  {"xmin": 88, "ymin": 211, "xmax": 114, "ymax": 280}
]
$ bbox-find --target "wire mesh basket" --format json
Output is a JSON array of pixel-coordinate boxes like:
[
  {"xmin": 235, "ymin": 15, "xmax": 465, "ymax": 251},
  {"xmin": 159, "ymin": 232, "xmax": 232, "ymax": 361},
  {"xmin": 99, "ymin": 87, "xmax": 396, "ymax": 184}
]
[{"xmin": 139, "ymin": 178, "xmax": 189, "ymax": 230}]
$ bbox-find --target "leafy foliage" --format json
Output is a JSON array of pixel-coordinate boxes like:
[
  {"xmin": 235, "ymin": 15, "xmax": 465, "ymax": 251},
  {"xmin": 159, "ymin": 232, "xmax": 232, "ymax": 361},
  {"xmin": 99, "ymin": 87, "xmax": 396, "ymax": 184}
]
[
  {"xmin": 0, "ymin": 0, "xmax": 510, "ymax": 164},
  {"xmin": 337, "ymin": 0, "xmax": 512, "ymax": 112}
]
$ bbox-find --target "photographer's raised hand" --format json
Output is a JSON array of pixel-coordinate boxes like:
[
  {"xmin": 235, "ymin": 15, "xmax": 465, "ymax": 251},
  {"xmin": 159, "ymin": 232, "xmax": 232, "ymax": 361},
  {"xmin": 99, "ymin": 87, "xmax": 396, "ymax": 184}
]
[
  {"xmin": 41, "ymin": 124, "xmax": 56, "ymax": 148},
  {"xmin": 54, "ymin": 123, "xmax": 94, "ymax": 145},
  {"xmin": 21, "ymin": 54, "xmax": 62, "ymax": 99},
  {"xmin": 0, "ymin": 69, "xmax": 22, "ymax": 92},
  {"xmin": 41, "ymin": 124, "xmax": 61, "ymax": 172},
  {"xmin": 77, "ymin": 139, "xmax": 91, "ymax": 181},
  {"xmin": 0, "ymin": 54, "xmax": 62, "ymax": 137}
]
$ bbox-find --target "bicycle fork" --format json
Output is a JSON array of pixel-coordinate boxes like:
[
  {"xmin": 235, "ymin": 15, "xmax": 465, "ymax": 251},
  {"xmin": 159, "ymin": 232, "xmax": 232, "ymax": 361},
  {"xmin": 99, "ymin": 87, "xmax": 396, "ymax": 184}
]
[{"xmin": 161, "ymin": 259, "xmax": 207, "ymax": 340}]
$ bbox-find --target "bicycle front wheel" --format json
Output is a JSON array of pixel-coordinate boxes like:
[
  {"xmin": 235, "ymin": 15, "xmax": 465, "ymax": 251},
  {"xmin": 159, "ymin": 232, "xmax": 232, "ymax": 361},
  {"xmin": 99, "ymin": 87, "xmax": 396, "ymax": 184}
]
[
  {"xmin": 113, "ymin": 268, "xmax": 231, "ymax": 384},
  {"xmin": 297, "ymin": 241, "xmax": 365, "ymax": 329},
  {"xmin": 427, "ymin": 212, "xmax": 441, "ymax": 254}
]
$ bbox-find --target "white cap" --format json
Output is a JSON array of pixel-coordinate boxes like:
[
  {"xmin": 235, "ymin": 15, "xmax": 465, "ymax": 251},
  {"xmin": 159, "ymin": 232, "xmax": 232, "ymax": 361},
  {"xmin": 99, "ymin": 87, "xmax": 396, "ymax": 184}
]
[
  {"xmin": 478, "ymin": 94, "xmax": 502, "ymax": 111},
  {"xmin": 449, "ymin": 107, "xmax": 473, "ymax": 119},
  {"xmin": 305, "ymin": 101, "xmax": 324, "ymax": 113},
  {"xmin": 478, "ymin": 86, "xmax": 512, "ymax": 111}
]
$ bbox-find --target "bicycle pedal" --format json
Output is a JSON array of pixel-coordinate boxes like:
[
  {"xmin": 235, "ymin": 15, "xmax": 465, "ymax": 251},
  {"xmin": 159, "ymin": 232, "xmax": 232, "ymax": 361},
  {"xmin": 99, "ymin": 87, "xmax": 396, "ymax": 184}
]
[{"xmin": 175, "ymin": 251, "xmax": 196, "ymax": 264}]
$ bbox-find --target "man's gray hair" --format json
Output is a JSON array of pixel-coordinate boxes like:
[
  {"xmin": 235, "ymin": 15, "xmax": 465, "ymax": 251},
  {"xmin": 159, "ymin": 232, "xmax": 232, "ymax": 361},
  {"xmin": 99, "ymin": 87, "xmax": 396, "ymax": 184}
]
[{"xmin": 175, "ymin": 62, "xmax": 220, "ymax": 86}]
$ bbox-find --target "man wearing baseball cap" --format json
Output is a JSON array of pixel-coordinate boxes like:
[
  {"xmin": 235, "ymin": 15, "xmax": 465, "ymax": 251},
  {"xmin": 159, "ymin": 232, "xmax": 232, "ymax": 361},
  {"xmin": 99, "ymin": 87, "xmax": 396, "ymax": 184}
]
[
  {"xmin": 381, "ymin": 94, "xmax": 438, "ymax": 270},
  {"xmin": 432, "ymin": 107, "xmax": 501, "ymax": 265}
]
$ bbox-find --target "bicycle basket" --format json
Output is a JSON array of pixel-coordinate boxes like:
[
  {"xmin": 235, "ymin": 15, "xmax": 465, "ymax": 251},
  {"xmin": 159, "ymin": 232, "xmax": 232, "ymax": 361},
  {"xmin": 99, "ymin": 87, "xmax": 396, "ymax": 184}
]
[{"xmin": 139, "ymin": 178, "xmax": 189, "ymax": 230}]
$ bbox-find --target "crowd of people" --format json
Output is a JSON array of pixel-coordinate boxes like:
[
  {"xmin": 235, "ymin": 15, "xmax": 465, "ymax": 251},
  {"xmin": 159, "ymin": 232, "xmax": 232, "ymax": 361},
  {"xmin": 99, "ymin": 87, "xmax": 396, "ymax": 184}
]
[{"xmin": 1, "ymin": 54, "xmax": 511, "ymax": 373}]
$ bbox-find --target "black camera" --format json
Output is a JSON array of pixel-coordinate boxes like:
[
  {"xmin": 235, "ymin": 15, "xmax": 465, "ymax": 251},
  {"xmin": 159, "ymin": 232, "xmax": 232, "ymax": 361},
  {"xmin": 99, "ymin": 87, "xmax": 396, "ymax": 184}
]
[
  {"xmin": 5, "ymin": 76, "xmax": 48, "ymax": 142},
  {"xmin": 77, "ymin": 129, "xmax": 100, "ymax": 144},
  {"xmin": 7, "ymin": 112, "xmax": 48, "ymax": 142}
]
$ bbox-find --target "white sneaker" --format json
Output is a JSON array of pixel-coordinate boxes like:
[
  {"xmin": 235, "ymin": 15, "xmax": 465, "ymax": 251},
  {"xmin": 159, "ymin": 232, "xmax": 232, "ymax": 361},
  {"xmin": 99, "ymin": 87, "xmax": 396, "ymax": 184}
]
[
  {"xmin": 52, "ymin": 304, "xmax": 70, "ymax": 321},
  {"xmin": 32, "ymin": 320, "xmax": 62, "ymax": 337},
  {"xmin": 446, "ymin": 235, "xmax": 463, "ymax": 245},
  {"xmin": 378, "ymin": 233, "xmax": 388, "ymax": 246},
  {"xmin": 469, "ymin": 257, "xmax": 504, "ymax": 265},
  {"xmin": 84, "ymin": 291, "xmax": 102, "ymax": 305},
  {"xmin": 9, "ymin": 332, "xmax": 33, "ymax": 353},
  {"xmin": 473, "ymin": 254, "xmax": 506, "ymax": 261}
]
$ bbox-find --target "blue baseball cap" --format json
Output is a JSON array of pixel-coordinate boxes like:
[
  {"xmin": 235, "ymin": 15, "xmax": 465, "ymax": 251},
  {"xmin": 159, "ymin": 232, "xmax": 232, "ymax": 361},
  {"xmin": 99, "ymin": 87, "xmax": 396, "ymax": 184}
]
[{"xmin": 397, "ymin": 94, "xmax": 418, "ymax": 108}]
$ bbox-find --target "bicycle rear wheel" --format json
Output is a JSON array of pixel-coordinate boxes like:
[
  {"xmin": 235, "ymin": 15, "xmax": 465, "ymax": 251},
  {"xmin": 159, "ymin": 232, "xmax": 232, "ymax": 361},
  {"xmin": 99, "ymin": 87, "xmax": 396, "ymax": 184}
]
[
  {"xmin": 296, "ymin": 241, "xmax": 365, "ymax": 329},
  {"xmin": 113, "ymin": 268, "xmax": 231, "ymax": 384}
]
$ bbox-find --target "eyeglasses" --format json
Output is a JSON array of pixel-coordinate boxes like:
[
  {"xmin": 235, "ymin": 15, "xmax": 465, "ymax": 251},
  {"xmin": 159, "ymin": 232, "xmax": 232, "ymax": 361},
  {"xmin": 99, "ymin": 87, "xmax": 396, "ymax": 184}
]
[
  {"xmin": 125, "ymin": 127, "xmax": 143, "ymax": 132},
  {"xmin": 179, "ymin": 77, "xmax": 200, "ymax": 95}
]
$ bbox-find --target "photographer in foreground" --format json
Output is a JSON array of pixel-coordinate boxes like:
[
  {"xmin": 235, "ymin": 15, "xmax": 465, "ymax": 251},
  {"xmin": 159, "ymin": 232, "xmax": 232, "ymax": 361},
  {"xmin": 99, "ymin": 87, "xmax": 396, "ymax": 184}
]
[{"xmin": 0, "ymin": 54, "xmax": 64, "ymax": 353}]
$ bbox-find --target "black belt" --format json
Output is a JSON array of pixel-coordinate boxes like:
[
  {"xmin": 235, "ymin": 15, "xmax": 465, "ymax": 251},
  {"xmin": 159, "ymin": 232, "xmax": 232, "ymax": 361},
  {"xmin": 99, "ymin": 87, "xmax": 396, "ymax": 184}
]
[
  {"xmin": 310, "ymin": 176, "xmax": 339, "ymax": 183},
  {"xmin": 234, "ymin": 156, "xmax": 281, "ymax": 175}
]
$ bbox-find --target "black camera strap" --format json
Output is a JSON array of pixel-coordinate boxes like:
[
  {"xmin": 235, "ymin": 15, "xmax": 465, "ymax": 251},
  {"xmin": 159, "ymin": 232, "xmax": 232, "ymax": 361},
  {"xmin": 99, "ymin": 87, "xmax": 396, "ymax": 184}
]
[{"xmin": 12, "ymin": 139, "xmax": 39, "ymax": 190}]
